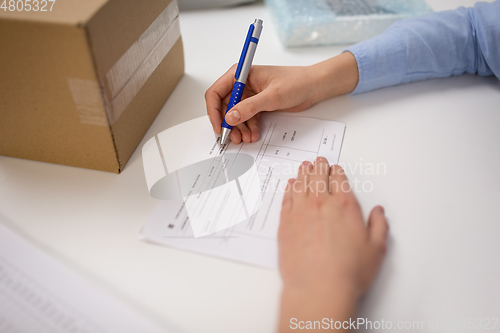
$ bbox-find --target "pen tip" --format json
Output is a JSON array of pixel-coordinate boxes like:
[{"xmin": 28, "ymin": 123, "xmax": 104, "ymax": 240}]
[{"xmin": 220, "ymin": 128, "xmax": 230, "ymax": 148}]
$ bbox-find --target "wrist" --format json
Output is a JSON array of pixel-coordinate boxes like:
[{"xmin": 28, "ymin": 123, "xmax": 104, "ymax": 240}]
[
  {"xmin": 281, "ymin": 277, "xmax": 359, "ymax": 315},
  {"xmin": 279, "ymin": 282, "xmax": 358, "ymax": 333},
  {"xmin": 282, "ymin": 276, "xmax": 359, "ymax": 305},
  {"xmin": 310, "ymin": 52, "xmax": 359, "ymax": 103}
]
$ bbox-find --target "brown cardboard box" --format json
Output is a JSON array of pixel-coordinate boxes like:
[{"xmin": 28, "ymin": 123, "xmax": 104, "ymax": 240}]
[{"xmin": 0, "ymin": 0, "xmax": 184, "ymax": 173}]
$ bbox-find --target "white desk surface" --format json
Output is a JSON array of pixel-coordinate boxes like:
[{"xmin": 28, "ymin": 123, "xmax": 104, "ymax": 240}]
[{"xmin": 1, "ymin": 1, "xmax": 499, "ymax": 332}]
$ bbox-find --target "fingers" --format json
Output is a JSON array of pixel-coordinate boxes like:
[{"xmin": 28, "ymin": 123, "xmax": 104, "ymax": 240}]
[
  {"xmin": 281, "ymin": 178, "xmax": 295, "ymax": 212},
  {"xmin": 230, "ymin": 127, "xmax": 242, "ymax": 144},
  {"xmin": 309, "ymin": 157, "xmax": 330, "ymax": 196},
  {"xmin": 223, "ymin": 96, "xmax": 260, "ymax": 144},
  {"xmin": 229, "ymin": 114, "xmax": 261, "ymax": 144},
  {"xmin": 368, "ymin": 206, "xmax": 389, "ymax": 254},
  {"xmin": 205, "ymin": 65, "xmax": 237, "ymax": 134},
  {"xmin": 236, "ymin": 123, "xmax": 252, "ymax": 143},
  {"xmin": 329, "ymin": 164, "xmax": 350, "ymax": 196},
  {"xmin": 225, "ymin": 90, "xmax": 276, "ymax": 126},
  {"xmin": 227, "ymin": 123, "xmax": 253, "ymax": 144},
  {"xmin": 246, "ymin": 114, "xmax": 261, "ymax": 142},
  {"xmin": 294, "ymin": 161, "xmax": 312, "ymax": 196}
]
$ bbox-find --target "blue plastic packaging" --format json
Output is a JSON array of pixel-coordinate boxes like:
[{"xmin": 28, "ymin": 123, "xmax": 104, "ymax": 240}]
[{"xmin": 265, "ymin": 0, "xmax": 433, "ymax": 47}]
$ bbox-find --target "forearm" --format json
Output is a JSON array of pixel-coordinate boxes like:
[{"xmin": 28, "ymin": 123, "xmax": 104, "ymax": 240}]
[
  {"xmin": 345, "ymin": 1, "xmax": 500, "ymax": 94},
  {"xmin": 309, "ymin": 52, "xmax": 359, "ymax": 103}
]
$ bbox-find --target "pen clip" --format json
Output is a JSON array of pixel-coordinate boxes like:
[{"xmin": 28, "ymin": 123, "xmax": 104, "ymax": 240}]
[{"xmin": 235, "ymin": 24, "xmax": 255, "ymax": 80}]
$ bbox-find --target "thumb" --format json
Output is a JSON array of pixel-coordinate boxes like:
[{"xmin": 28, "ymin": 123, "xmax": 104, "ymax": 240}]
[
  {"xmin": 225, "ymin": 90, "xmax": 275, "ymax": 126},
  {"xmin": 368, "ymin": 205, "xmax": 389, "ymax": 256}
]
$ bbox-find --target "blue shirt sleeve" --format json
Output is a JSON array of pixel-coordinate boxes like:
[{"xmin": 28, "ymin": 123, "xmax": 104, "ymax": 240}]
[{"xmin": 345, "ymin": 1, "xmax": 500, "ymax": 94}]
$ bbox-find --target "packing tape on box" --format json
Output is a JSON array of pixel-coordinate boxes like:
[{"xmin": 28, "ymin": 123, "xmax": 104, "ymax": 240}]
[
  {"xmin": 68, "ymin": 0, "xmax": 181, "ymax": 126},
  {"xmin": 104, "ymin": 18, "xmax": 181, "ymax": 124},
  {"xmin": 105, "ymin": 0, "xmax": 180, "ymax": 99},
  {"xmin": 67, "ymin": 78, "xmax": 109, "ymax": 126}
]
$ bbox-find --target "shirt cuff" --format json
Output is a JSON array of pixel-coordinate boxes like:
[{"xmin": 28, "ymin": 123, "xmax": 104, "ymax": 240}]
[{"xmin": 344, "ymin": 30, "xmax": 408, "ymax": 94}]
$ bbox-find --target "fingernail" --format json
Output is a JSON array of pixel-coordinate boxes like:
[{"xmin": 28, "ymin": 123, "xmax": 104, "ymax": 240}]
[
  {"xmin": 314, "ymin": 156, "xmax": 325, "ymax": 165},
  {"xmin": 227, "ymin": 110, "xmax": 241, "ymax": 123},
  {"xmin": 379, "ymin": 206, "xmax": 385, "ymax": 214}
]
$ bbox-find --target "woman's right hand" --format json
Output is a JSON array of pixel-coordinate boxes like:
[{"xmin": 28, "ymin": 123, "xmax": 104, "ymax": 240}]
[{"xmin": 205, "ymin": 52, "xmax": 359, "ymax": 144}]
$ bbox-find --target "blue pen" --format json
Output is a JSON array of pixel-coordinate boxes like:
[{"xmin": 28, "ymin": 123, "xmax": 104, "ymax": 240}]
[{"xmin": 220, "ymin": 19, "xmax": 263, "ymax": 147}]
